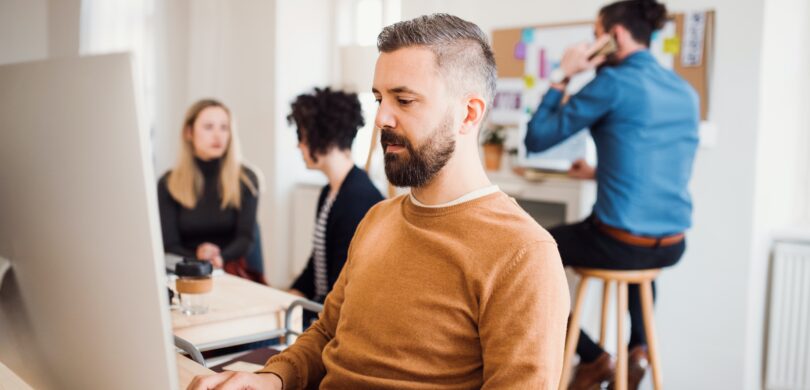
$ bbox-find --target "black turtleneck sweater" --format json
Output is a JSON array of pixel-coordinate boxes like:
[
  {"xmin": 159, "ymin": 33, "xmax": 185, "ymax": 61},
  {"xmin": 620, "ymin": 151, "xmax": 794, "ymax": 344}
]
[{"xmin": 157, "ymin": 158, "xmax": 259, "ymax": 262}]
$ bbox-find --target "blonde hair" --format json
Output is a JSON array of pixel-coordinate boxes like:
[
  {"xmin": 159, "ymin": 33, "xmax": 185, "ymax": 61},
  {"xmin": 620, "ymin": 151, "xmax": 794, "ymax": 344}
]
[{"xmin": 167, "ymin": 99, "xmax": 258, "ymax": 210}]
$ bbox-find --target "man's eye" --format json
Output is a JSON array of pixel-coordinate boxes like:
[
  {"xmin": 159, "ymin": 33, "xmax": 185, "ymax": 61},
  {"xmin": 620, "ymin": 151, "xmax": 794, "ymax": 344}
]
[
  {"xmin": 398, "ymin": 99, "xmax": 413, "ymax": 106},
  {"xmin": 374, "ymin": 98, "xmax": 382, "ymax": 104}
]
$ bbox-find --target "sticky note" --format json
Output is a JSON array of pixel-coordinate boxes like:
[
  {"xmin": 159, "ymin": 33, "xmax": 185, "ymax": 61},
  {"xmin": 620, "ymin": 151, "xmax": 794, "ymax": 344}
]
[
  {"xmin": 663, "ymin": 37, "xmax": 680, "ymax": 54},
  {"xmin": 514, "ymin": 42, "xmax": 526, "ymax": 60},
  {"xmin": 523, "ymin": 75, "xmax": 536, "ymax": 89},
  {"xmin": 521, "ymin": 28, "xmax": 534, "ymax": 44}
]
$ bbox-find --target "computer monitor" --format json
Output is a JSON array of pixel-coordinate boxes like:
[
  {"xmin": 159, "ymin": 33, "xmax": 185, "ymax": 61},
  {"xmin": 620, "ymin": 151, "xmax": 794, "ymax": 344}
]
[{"xmin": 0, "ymin": 54, "xmax": 177, "ymax": 388}]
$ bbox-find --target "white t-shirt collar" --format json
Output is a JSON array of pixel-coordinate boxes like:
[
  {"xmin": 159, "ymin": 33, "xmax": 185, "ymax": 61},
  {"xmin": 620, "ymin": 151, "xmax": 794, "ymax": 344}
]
[{"xmin": 409, "ymin": 185, "xmax": 500, "ymax": 208}]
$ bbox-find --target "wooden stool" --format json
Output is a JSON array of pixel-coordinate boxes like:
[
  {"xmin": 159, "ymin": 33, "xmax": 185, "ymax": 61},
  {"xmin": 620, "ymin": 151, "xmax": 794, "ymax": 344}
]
[{"xmin": 559, "ymin": 267, "xmax": 663, "ymax": 390}]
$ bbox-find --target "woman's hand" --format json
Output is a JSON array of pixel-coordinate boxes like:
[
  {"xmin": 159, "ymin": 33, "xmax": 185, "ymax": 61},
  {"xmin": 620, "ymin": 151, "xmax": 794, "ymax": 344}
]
[
  {"xmin": 187, "ymin": 371, "xmax": 282, "ymax": 390},
  {"xmin": 196, "ymin": 243, "xmax": 223, "ymax": 268}
]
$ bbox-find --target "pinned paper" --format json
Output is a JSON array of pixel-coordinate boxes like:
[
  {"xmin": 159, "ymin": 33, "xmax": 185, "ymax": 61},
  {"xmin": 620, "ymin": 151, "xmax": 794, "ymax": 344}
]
[
  {"xmin": 681, "ymin": 11, "xmax": 706, "ymax": 67},
  {"xmin": 514, "ymin": 41, "xmax": 526, "ymax": 60},
  {"xmin": 663, "ymin": 37, "xmax": 680, "ymax": 55},
  {"xmin": 521, "ymin": 28, "xmax": 535, "ymax": 44},
  {"xmin": 523, "ymin": 74, "xmax": 536, "ymax": 89},
  {"xmin": 539, "ymin": 48, "xmax": 548, "ymax": 79}
]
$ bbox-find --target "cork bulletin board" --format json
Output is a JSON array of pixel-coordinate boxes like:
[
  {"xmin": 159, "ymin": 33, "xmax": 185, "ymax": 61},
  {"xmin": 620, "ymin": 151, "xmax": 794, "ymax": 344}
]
[{"xmin": 491, "ymin": 11, "xmax": 715, "ymax": 120}]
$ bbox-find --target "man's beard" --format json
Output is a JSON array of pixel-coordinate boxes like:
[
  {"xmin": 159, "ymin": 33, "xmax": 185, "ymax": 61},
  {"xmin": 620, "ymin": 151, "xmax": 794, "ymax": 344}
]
[{"xmin": 381, "ymin": 114, "xmax": 455, "ymax": 188}]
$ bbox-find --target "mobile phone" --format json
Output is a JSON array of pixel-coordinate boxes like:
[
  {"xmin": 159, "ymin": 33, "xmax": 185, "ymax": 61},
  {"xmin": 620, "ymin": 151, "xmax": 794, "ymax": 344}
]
[{"xmin": 589, "ymin": 35, "xmax": 618, "ymax": 60}]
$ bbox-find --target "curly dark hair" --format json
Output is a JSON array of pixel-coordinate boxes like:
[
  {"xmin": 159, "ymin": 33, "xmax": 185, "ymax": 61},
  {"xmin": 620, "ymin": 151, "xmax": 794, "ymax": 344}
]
[{"xmin": 287, "ymin": 87, "xmax": 365, "ymax": 163}]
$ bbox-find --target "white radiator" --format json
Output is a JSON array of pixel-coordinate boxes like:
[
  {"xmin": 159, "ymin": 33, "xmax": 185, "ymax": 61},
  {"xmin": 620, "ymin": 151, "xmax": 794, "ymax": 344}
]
[{"xmin": 766, "ymin": 241, "xmax": 810, "ymax": 390}]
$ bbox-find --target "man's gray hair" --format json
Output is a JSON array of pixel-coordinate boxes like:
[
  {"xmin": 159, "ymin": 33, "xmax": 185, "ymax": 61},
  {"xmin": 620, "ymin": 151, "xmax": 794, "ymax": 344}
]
[{"xmin": 377, "ymin": 13, "xmax": 497, "ymax": 106}]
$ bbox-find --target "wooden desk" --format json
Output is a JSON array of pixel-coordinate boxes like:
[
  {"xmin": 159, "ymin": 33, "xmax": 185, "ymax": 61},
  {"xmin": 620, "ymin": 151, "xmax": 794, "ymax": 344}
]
[
  {"xmin": 171, "ymin": 274, "xmax": 301, "ymax": 351},
  {"xmin": 176, "ymin": 353, "xmax": 214, "ymax": 388}
]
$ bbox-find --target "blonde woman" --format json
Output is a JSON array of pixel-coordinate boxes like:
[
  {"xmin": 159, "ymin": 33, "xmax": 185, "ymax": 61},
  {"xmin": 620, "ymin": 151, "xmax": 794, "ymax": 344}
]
[{"xmin": 158, "ymin": 99, "xmax": 263, "ymax": 283}]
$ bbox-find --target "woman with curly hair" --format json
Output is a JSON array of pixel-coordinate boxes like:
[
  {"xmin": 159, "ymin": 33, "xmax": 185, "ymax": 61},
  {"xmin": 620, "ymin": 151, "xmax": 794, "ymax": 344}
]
[{"xmin": 287, "ymin": 88, "xmax": 384, "ymax": 323}]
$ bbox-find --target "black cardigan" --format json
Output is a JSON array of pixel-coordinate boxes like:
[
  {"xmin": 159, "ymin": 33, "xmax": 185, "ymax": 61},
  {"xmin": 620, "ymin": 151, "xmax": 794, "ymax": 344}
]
[{"xmin": 291, "ymin": 166, "xmax": 384, "ymax": 300}]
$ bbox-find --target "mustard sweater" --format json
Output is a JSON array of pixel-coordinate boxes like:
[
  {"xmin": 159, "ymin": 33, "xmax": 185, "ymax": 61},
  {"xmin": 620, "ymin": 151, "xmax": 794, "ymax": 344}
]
[{"xmin": 260, "ymin": 192, "xmax": 570, "ymax": 389}]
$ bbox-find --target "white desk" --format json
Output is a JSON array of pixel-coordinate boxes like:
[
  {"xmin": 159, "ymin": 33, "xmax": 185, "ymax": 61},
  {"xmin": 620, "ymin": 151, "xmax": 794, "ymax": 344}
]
[
  {"xmin": 171, "ymin": 274, "xmax": 301, "ymax": 352},
  {"xmin": 488, "ymin": 169, "xmax": 596, "ymax": 224}
]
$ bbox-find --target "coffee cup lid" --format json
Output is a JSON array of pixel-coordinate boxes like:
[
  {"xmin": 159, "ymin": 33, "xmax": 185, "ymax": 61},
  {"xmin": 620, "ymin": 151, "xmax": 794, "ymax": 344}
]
[{"xmin": 175, "ymin": 258, "xmax": 213, "ymax": 277}]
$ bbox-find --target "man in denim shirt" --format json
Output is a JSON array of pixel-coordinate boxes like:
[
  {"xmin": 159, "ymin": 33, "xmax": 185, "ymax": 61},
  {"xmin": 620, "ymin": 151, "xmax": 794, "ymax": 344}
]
[{"xmin": 525, "ymin": 1, "xmax": 699, "ymax": 389}]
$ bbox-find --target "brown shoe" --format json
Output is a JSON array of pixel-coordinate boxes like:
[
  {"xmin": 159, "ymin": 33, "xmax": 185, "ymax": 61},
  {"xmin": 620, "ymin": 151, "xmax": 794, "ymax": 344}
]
[
  {"xmin": 607, "ymin": 346, "xmax": 648, "ymax": 390},
  {"xmin": 568, "ymin": 352, "xmax": 615, "ymax": 390},
  {"xmin": 627, "ymin": 346, "xmax": 649, "ymax": 390}
]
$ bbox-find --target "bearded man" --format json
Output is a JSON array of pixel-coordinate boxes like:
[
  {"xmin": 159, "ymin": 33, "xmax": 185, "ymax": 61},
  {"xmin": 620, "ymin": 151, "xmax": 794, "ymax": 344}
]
[{"xmin": 188, "ymin": 13, "xmax": 570, "ymax": 390}]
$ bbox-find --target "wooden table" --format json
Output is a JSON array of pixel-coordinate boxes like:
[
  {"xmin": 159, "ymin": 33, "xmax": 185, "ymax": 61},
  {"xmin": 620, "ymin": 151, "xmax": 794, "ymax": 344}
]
[
  {"xmin": 171, "ymin": 273, "xmax": 302, "ymax": 352},
  {"xmin": 176, "ymin": 353, "xmax": 214, "ymax": 388}
]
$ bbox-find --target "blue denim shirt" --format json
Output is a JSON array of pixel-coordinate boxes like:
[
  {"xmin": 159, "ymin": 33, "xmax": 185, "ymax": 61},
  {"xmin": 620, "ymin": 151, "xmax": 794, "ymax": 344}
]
[{"xmin": 526, "ymin": 50, "xmax": 699, "ymax": 236}]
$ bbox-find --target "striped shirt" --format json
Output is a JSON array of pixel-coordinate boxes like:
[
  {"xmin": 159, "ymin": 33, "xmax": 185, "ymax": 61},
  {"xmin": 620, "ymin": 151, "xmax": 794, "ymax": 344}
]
[{"xmin": 312, "ymin": 195, "xmax": 336, "ymax": 301}]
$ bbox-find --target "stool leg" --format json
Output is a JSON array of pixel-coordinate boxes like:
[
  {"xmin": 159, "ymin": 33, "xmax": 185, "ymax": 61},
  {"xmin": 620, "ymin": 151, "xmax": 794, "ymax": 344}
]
[
  {"xmin": 641, "ymin": 280, "xmax": 663, "ymax": 390},
  {"xmin": 559, "ymin": 276, "xmax": 590, "ymax": 390},
  {"xmin": 600, "ymin": 281, "xmax": 610, "ymax": 347},
  {"xmin": 615, "ymin": 281, "xmax": 628, "ymax": 390}
]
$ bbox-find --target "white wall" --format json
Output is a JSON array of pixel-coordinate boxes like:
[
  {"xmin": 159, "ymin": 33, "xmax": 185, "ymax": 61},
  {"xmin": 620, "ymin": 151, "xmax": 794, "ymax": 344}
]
[
  {"xmin": 402, "ymin": 1, "xmax": 766, "ymax": 389},
  {"xmin": 46, "ymin": 0, "xmax": 80, "ymax": 58},
  {"xmin": 751, "ymin": 0, "xmax": 810, "ymax": 387},
  {"xmin": 152, "ymin": 0, "xmax": 190, "ymax": 176},
  {"xmin": 0, "ymin": 0, "xmax": 47, "ymax": 65},
  {"xmin": 269, "ymin": 0, "xmax": 335, "ymax": 286}
]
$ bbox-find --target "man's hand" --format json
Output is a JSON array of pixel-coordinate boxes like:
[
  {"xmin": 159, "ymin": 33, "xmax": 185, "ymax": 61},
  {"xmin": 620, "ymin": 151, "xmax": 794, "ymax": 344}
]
[
  {"xmin": 196, "ymin": 243, "xmax": 222, "ymax": 268},
  {"xmin": 187, "ymin": 371, "xmax": 282, "ymax": 390},
  {"xmin": 567, "ymin": 158, "xmax": 596, "ymax": 180},
  {"xmin": 559, "ymin": 35, "xmax": 611, "ymax": 79}
]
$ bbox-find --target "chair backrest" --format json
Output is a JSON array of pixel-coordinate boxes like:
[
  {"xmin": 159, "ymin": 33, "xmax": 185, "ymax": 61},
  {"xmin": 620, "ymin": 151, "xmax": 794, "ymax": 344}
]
[
  {"xmin": 284, "ymin": 299, "xmax": 325, "ymax": 341},
  {"xmin": 245, "ymin": 223, "xmax": 264, "ymax": 275}
]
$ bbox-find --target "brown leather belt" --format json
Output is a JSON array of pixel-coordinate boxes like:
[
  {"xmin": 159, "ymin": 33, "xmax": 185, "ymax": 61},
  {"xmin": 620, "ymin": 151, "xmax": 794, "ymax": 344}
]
[{"xmin": 593, "ymin": 218, "xmax": 684, "ymax": 248}]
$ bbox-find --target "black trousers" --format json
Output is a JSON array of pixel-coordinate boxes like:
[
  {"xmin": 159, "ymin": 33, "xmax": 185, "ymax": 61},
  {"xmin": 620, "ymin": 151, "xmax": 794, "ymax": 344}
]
[{"xmin": 548, "ymin": 216, "xmax": 685, "ymax": 363}]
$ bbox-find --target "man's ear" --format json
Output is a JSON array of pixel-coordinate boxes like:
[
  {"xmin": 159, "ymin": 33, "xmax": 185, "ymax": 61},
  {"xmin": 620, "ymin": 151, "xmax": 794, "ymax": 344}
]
[
  {"xmin": 459, "ymin": 94, "xmax": 487, "ymax": 135},
  {"xmin": 612, "ymin": 24, "xmax": 634, "ymax": 47}
]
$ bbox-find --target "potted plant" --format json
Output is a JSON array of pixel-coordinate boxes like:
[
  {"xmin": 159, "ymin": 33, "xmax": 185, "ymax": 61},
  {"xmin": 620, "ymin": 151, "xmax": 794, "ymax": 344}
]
[{"xmin": 481, "ymin": 124, "xmax": 507, "ymax": 171}]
